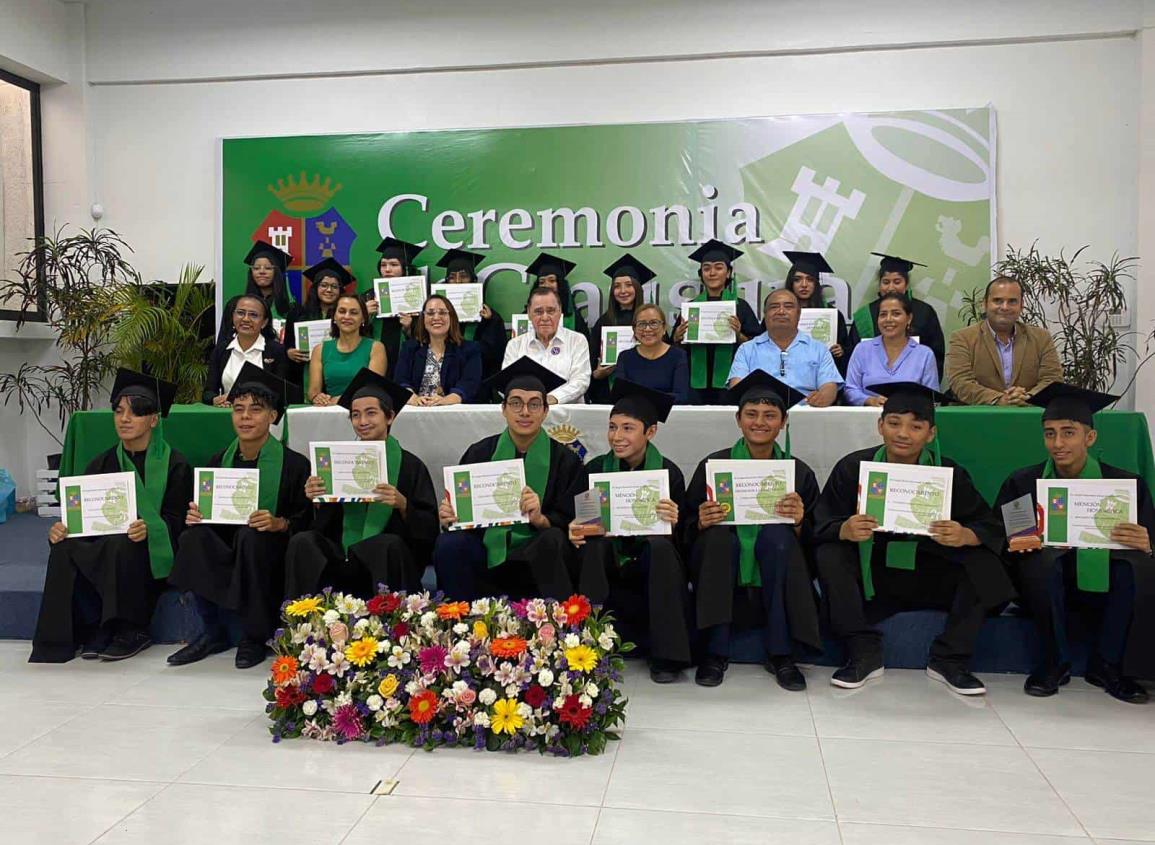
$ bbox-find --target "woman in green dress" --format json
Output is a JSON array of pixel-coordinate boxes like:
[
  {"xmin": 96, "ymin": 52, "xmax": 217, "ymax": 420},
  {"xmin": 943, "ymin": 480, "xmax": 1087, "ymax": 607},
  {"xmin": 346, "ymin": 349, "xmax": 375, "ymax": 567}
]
[{"xmin": 308, "ymin": 294, "xmax": 387, "ymax": 405}]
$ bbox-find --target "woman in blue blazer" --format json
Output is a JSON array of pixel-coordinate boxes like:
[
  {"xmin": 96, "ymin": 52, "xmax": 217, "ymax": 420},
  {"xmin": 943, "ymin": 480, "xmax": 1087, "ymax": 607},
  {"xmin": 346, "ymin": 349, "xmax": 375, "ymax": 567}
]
[{"xmin": 394, "ymin": 294, "xmax": 483, "ymax": 404}]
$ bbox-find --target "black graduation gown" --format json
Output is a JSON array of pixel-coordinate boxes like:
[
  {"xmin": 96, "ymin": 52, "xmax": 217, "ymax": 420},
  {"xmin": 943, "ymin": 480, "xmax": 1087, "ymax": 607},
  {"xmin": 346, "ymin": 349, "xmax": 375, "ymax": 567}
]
[
  {"xmin": 995, "ymin": 461, "xmax": 1155, "ymax": 679},
  {"xmin": 284, "ymin": 447, "xmax": 439, "ymax": 597},
  {"xmin": 672, "ymin": 296, "xmax": 762, "ymax": 405},
  {"xmin": 831, "ymin": 309, "xmax": 851, "ymax": 377},
  {"xmin": 586, "ymin": 310, "xmax": 633, "ymax": 405},
  {"xmin": 168, "ymin": 443, "xmax": 312, "ymax": 641},
  {"xmin": 361, "ymin": 282, "xmax": 410, "ymax": 381},
  {"xmin": 683, "ymin": 446, "xmax": 823, "ymax": 653},
  {"xmin": 577, "ymin": 453, "xmax": 691, "ymax": 664},
  {"xmin": 30, "ymin": 446, "xmax": 192, "ymax": 663},
  {"xmin": 465, "ymin": 310, "xmax": 508, "ymax": 401},
  {"xmin": 846, "ymin": 298, "xmax": 946, "ymax": 380}
]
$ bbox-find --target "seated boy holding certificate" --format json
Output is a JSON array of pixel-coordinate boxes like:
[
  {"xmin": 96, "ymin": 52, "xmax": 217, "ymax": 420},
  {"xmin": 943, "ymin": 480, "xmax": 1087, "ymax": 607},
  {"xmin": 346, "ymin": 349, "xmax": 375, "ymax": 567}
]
[
  {"xmin": 569, "ymin": 379, "xmax": 692, "ymax": 684},
  {"xmin": 31, "ymin": 370, "xmax": 191, "ymax": 663},
  {"xmin": 433, "ymin": 358, "xmax": 588, "ymax": 601},
  {"xmin": 284, "ymin": 369, "xmax": 439, "ymax": 597},
  {"xmin": 168, "ymin": 364, "xmax": 312, "ymax": 669},
  {"xmin": 995, "ymin": 384, "xmax": 1154, "ymax": 703},
  {"xmin": 814, "ymin": 382, "xmax": 1014, "ymax": 695},
  {"xmin": 684, "ymin": 370, "xmax": 822, "ymax": 691}
]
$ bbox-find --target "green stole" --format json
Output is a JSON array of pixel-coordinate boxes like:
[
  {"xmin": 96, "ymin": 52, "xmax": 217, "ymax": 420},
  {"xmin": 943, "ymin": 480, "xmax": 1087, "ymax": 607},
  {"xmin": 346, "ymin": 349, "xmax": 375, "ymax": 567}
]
[
  {"xmin": 1042, "ymin": 454, "xmax": 1110, "ymax": 592},
  {"xmin": 689, "ymin": 286, "xmax": 737, "ymax": 390},
  {"xmin": 340, "ymin": 436, "xmax": 402, "ymax": 553},
  {"xmin": 116, "ymin": 432, "xmax": 174, "ymax": 578},
  {"xmin": 858, "ymin": 444, "xmax": 937, "ymax": 600},
  {"xmin": 730, "ymin": 437, "xmax": 789, "ymax": 588},
  {"xmin": 222, "ymin": 435, "xmax": 284, "ymax": 515},
  {"xmin": 483, "ymin": 429, "xmax": 552, "ymax": 568},
  {"xmin": 598, "ymin": 443, "xmax": 665, "ymax": 566}
]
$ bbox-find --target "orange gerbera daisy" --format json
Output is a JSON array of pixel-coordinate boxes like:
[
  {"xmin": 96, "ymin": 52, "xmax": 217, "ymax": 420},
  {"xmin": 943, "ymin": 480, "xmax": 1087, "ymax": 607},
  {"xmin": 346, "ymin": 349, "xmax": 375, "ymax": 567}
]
[
  {"xmin": 408, "ymin": 689, "xmax": 438, "ymax": 724},
  {"xmin": 270, "ymin": 655, "xmax": 299, "ymax": 686},
  {"xmin": 490, "ymin": 636, "xmax": 528, "ymax": 659},
  {"xmin": 436, "ymin": 601, "xmax": 471, "ymax": 621}
]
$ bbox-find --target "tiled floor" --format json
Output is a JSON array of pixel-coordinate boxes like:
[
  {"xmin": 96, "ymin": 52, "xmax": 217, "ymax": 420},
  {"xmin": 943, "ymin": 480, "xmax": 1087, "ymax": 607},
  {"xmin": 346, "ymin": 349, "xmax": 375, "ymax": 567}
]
[{"xmin": 1, "ymin": 640, "xmax": 1152, "ymax": 844}]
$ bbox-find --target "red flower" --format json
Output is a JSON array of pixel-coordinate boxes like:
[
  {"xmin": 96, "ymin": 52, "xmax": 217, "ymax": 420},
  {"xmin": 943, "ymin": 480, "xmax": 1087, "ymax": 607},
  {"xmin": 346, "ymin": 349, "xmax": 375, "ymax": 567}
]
[
  {"xmin": 408, "ymin": 689, "xmax": 438, "ymax": 724},
  {"xmin": 366, "ymin": 595, "xmax": 389, "ymax": 616},
  {"xmin": 392, "ymin": 622, "xmax": 410, "ymax": 640},
  {"xmin": 381, "ymin": 593, "xmax": 402, "ymax": 613},
  {"xmin": 274, "ymin": 685, "xmax": 306, "ymax": 709},
  {"xmin": 311, "ymin": 672, "xmax": 335, "ymax": 695},
  {"xmin": 562, "ymin": 594, "xmax": 592, "ymax": 626},
  {"xmin": 558, "ymin": 694, "xmax": 592, "ymax": 729},
  {"xmin": 524, "ymin": 684, "xmax": 548, "ymax": 709}
]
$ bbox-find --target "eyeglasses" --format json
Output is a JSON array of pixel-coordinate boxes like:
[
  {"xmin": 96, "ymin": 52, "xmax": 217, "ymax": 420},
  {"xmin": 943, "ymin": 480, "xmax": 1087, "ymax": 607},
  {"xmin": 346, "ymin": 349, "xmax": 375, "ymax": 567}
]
[
  {"xmin": 234, "ymin": 309, "xmax": 263, "ymax": 320},
  {"xmin": 423, "ymin": 309, "xmax": 451, "ymax": 318},
  {"xmin": 530, "ymin": 307, "xmax": 560, "ymax": 318},
  {"xmin": 316, "ymin": 282, "xmax": 341, "ymax": 292},
  {"xmin": 779, "ymin": 351, "xmax": 788, "ymax": 378},
  {"xmin": 505, "ymin": 398, "xmax": 545, "ymax": 412},
  {"xmin": 635, "ymin": 320, "xmax": 664, "ymax": 331}
]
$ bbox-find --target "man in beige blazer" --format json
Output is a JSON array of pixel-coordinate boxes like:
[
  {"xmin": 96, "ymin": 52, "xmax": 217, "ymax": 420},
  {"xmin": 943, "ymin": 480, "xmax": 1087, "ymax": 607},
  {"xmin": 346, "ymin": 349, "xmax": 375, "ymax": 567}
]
[{"xmin": 946, "ymin": 277, "xmax": 1063, "ymax": 405}]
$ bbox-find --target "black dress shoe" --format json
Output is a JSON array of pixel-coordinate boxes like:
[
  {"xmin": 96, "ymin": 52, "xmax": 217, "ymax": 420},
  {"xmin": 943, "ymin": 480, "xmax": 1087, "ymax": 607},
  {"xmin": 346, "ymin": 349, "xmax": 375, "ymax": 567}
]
[
  {"xmin": 167, "ymin": 634, "xmax": 229, "ymax": 666},
  {"xmin": 694, "ymin": 655, "xmax": 727, "ymax": 687},
  {"xmin": 649, "ymin": 660, "xmax": 682, "ymax": 684},
  {"xmin": 766, "ymin": 655, "xmax": 807, "ymax": 691},
  {"xmin": 1024, "ymin": 664, "xmax": 1071, "ymax": 697},
  {"xmin": 235, "ymin": 639, "xmax": 270, "ymax": 669},
  {"xmin": 100, "ymin": 629, "xmax": 153, "ymax": 662},
  {"xmin": 79, "ymin": 629, "xmax": 112, "ymax": 661},
  {"xmin": 1087, "ymin": 658, "xmax": 1150, "ymax": 704}
]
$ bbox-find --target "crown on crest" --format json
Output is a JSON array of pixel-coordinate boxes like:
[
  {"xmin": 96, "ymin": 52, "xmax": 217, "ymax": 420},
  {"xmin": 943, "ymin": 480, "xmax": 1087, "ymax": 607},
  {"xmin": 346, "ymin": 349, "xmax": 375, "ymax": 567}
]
[{"xmin": 267, "ymin": 172, "xmax": 342, "ymax": 212}]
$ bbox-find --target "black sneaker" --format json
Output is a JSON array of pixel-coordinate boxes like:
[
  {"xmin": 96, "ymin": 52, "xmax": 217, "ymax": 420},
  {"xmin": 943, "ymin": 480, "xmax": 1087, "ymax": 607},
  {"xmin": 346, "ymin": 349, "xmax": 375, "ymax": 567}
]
[
  {"xmin": 1024, "ymin": 664, "xmax": 1071, "ymax": 697},
  {"xmin": 235, "ymin": 639, "xmax": 270, "ymax": 669},
  {"xmin": 79, "ymin": 629, "xmax": 112, "ymax": 660},
  {"xmin": 100, "ymin": 629, "xmax": 153, "ymax": 661},
  {"xmin": 765, "ymin": 655, "xmax": 807, "ymax": 692},
  {"xmin": 694, "ymin": 655, "xmax": 727, "ymax": 687},
  {"xmin": 830, "ymin": 657, "xmax": 884, "ymax": 689},
  {"xmin": 927, "ymin": 660, "xmax": 986, "ymax": 695}
]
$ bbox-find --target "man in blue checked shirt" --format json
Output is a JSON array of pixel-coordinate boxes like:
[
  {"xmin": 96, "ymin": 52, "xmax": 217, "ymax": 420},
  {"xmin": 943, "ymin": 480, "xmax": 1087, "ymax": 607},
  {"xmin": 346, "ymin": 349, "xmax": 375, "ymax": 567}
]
[{"xmin": 726, "ymin": 288, "xmax": 842, "ymax": 407}]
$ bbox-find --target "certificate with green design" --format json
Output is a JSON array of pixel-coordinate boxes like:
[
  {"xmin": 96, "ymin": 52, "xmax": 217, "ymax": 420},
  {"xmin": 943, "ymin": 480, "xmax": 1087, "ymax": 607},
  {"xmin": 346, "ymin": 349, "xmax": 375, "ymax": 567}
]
[
  {"xmin": 443, "ymin": 459, "xmax": 528, "ymax": 530},
  {"xmin": 706, "ymin": 459, "xmax": 794, "ymax": 525},
  {"xmin": 799, "ymin": 308, "xmax": 838, "ymax": 348},
  {"xmin": 1036, "ymin": 478, "xmax": 1137, "ymax": 550},
  {"xmin": 309, "ymin": 441, "xmax": 387, "ymax": 503},
  {"xmin": 511, "ymin": 313, "xmax": 531, "ymax": 337},
  {"xmin": 196, "ymin": 467, "xmax": 260, "ymax": 525},
  {"xmin": 857, "ymin": 461, "xmax": 953, "ymax": 536},
  {"xmin": 600, "ymin": 326, "xmax": 636, "ymax": 365},
  {"xmin": 60, "ymin": 471, "xmax": 137, "ymax": 538},
  {"xmin": 374, "ymin": 275, "xmax": 427, "ymax": 318},
  {"xmin": 293, "ymin": 319, "xmax": 331, "ymax": 355},
  {"xmin": 680, "ymin": 301, "xmax": 735, "ymax": 344},
  {"xmin": 431, "ymin": 282, "xmax": 483, "ymax": 323},
  {"xmin": 587, "ymin": 469, "xmax": 671, "ymax": 537}
]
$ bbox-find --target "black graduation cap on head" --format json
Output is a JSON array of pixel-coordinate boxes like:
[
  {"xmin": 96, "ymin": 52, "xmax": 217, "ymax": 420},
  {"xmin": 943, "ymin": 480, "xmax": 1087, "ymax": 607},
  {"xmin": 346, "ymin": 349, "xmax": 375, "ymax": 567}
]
[
  {"xmin": 868, "ymin": 381, "xmax": 945, "ymax": 422},
  {"xmin": 303, "ymin": 257, "xmax": 353, "ymax": 288},
  {"xmin": 609, "ymin": 378, "xmax": 675, "ymax": 427},
  {"xmin": 1029, "ymin": 382, "xmax": 1119, "ymax": 428},
  {"xmin": 110, "ymin": 368, "xmax": 177, "ymax": 418},
  {"xmin": 484, "ymin": 356, "xmax": 566, "ymax": 399},
  {"xmin": 227, "ymin": 363, "xmax": 302, "ymax": 424},
  {"xmin": 871, "ymin": 252, "xmax": 928, "ymax": 275},
  {"xmin": 688, "ymin": 239, "xmax": 743, "ymax": 266},
  {"xmin": 243, "ymin": 240, "xmax": 290, "ymax": 273},
  {"xmin": 603, "ymin": 253, "xmax": 655, "ymax": 284},
  {"xmin": 526, "ymin": 252, "xmax": 576, "ymax": 281},
  {"xmin": 726, "ymin": 369, "xmax": 806, "ymax": 412},
  {"xmin": 375, "ymin": 237, "xmax": 424, "ymax": 265},
  {"xmin": 436, "ymin": 248, "xmax": 485, "ymax": 278},
  {"xmin": 783, "ymin": 250, "xmax": 833, "ymax": 277},
  {"xmin": 337, "ymin": 368, "xmax": 413, "ymax": 416}
]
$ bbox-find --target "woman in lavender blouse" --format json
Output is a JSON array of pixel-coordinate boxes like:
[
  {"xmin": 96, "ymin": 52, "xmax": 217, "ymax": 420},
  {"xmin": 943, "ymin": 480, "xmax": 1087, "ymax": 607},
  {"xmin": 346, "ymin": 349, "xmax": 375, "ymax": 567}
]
[{"xmin": 843, "ymin": 292, "xmax": 939, "ymax": 406}]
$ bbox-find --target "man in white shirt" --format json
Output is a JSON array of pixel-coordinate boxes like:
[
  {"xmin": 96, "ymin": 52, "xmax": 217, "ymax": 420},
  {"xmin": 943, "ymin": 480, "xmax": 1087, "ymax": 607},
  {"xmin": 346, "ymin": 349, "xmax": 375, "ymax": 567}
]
[{"xmin": 502, "ymin": 286, "xmax": 591, "ymax": 405}]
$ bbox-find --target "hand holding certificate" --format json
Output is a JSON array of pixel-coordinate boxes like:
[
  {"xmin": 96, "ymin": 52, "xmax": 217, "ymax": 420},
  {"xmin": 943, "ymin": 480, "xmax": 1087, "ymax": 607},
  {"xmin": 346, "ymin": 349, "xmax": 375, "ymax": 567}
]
[
  {"xmin": 600, "ymin": 326, "xmax": 636, "ymax": 365},
  {"xmin": 431, "ymin": 283, "xmax": 483, "ymax": 322},
  {"xmin": 706, "ymin": 459, "xmax": 795, "ymax": 525},
  {"xmin": 310, "ymin": 441, "xmax": 387, "ymax": 503},
  {"xmin": 588, "ymin": 470, "xmax": 671, "ymax": 536},
  {"xmin": 60, "ymin": 472, "xmax": 137, "ymax": 538},
  {"xmin": 680, "ymin": 301, "xmax": 736, "ymax": 344},
  {"xmin": 1036, "ymin": 478, "xmax": 1138, "ymax": 551},
  {"xmin": 293, "ymin": 319, "xmax": 331, "ymax": 356},
  {"xmin": 858, "ymin": 461, "xmax": 954, "ymax": 536},
  {"xmin": 196, "ymin": 468, "xmax": 260, "ymax": 525},
  {"xmin": 374, "ymin": 275, "xmax": 427, "ymax": 318},
  {"xmin": 443, "ymin": 459, "xmax": 529, "ymax": 530},
  {"xmin": 798, "ymin": 308, "xmax": 838, "ymax": 348}
]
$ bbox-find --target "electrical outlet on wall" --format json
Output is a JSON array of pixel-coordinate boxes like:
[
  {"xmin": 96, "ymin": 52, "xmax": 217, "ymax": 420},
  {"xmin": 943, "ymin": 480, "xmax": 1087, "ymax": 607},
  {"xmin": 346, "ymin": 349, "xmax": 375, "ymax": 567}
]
[{"xmin": 1108, "ymin": 310, "xmax": 1130, "ymax": 328}]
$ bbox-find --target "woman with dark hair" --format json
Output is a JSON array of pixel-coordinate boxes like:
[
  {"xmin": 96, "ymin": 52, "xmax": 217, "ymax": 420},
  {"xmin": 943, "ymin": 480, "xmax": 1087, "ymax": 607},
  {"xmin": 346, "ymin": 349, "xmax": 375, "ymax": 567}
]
[
  {"xmin": 394, "ymin": 293, "xmax": 483, "ymax": 405},
  {"xmin": 614, "ymin": 303, "xmax": 690, "ymax": 404},
  {"xmin": 435, "ymin": 248, "xmax": 507, "ymax": 395},
  {"xmin": 526, "ymin": 252, "xmax": 589, "ymax": 338},
  {"xmin": 284, "ymin": 257, "xmax": 348, "ymax": 385},
  {"xmin": 783, "ymin": 250, "xmax": 851, "ymax": 376},
  {"xmin": 216, "ymin": 241, "xmax": 295, "ymax": 345},
  {"xmin": 204, "ymin": 295, "xmax": 289, "ymax": 405},
  {"xmin": 364, "ymin": 237, "xmax": 424, "ymax": 379},
  {"xmin": 308, "ymin": 294, "xmax": 386, "ymax": 405},
  {"xmin": 587, "ymin": 254, "xmax": 652, "ymax": 404},
  {"xmin": 843, "ymin": 292, "xmax": 939, "ymax": 405}
]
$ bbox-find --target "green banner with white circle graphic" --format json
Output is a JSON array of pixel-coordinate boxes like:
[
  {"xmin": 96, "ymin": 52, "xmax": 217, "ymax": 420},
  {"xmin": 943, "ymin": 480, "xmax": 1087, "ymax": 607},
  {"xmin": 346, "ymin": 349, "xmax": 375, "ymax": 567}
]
[{"xmin": 222, "ymin": 107, "xmax": 994, "ymax": 334}]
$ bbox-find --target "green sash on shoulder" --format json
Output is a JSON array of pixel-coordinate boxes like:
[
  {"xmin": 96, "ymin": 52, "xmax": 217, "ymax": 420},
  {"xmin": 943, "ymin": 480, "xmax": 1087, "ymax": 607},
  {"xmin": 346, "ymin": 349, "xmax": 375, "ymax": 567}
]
[
  {"xmin": 340, "ymin": 435, "xmax": 403, "ymax": 553},
  {"xmin": 730, "ymin": 437, "xmax": 789, "ymax": 588},
  {"xmin": 222, "ymin": 436, "xmax": 284, "ymax": 515},
  {"xmin": 483, "ymin": 429, "xmax": 551, "ymax": 568},
  {"xmin": 116, "ymin": 431, "xmax": 174, "ymax": 578},
  {"xmin": 1043, "ymin": 454, "xmax": 1110, "ymax": 592},
  {"xmin": 689, "ymin": 286, "xmax": 737, "ymax": 390},
  {"xmin": 852, "ymin": 302, "xmax": 876, "ymax": 341}
]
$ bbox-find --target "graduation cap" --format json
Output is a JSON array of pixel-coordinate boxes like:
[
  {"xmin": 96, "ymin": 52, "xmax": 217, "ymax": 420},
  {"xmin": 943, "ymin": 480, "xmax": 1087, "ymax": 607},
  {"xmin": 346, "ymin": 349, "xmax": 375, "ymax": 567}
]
[
  {"xmin": 110, "ymin": 368, "xmax": 177, "ymax": 418},
  {"xmin": 375, "ymin": 237, "xmax": 424, "ymax": 265},
  {"xmin": 688, "ymin": 239, "xmax": 743, "ymax": 265},
  {"xmin": 783, "ymin": 250, "xmax": 834, "ymax": 278},
  {"xmin": 1029, "ymin": 382, "xmax": 1119, "ymax": 428},
  {"xmin": 526, "ymin": 252, "xmax": 576, "ymax": 281},
  {"xmin": 227, "ymin": 363, "xmax": 302, "ymax": 423},
  {"xmin": 603, "ymin": 254, "xmax": 655, "ymax": 284},
  {"xmin": 303, "ymin": 257, "xmax": 353, "ymax": 288},
  {"xmin": 726, "ymin": 369, "xmax": 806, "ymax": 412},
  {"xmin": 337, "ymin": 368, "xmax": 413, "ymax": 416},
  {"xmin": 868, "ymin": 381, "xmax": 945, "ymax": 423},
  {"xmin": 484, "ymin": 356, "xmax": 566, "ymax": 400},
  {"xmin": 243, "ymin": 240, "xmax": 290, "ymax": 273},
  {"xmin": 609, "ymin": 379, "xmax": 675, "ymax": 427},
  {"xmin": 871, "ymin": 252, "xmax": 928, "ymax": 275},
  {"xmin": 436, "ymin": 248, "xmax": 485, "ymax": 277}
]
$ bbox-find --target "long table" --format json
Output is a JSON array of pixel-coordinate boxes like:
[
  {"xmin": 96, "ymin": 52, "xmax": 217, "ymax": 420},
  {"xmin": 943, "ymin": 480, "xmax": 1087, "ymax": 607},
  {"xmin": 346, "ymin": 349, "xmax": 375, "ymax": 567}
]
[{"xmin": 58, "ymin": 403, "xmax": 1155, "ymax": 505}]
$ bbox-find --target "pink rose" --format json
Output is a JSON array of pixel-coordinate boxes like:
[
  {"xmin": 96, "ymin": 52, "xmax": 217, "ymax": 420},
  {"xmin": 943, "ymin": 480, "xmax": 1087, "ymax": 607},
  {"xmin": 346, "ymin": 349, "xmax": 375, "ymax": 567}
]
[
  {"xmin": 538, "ymin": 623, "xmax": 556, "ymax": 646},
  {"xmin": 457, "ymin": 688, "xmax": 477, "ymax": 707},
  {"xmin": 327, "ymin": 622, "xmax": 349, "ymax": 645}
]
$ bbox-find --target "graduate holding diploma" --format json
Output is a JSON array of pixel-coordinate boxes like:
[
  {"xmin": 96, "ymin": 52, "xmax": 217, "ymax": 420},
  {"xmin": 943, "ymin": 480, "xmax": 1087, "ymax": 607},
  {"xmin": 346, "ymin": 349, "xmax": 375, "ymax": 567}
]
[
  {"xmin": 31, "ymin": 371, "xmax": 191, "ymax": 663},
  {"xmin": 995, "ymin": 384, "xmax": 1154, "ymax": 702},
  {"xmin": 284, "ymin": 369, "xmax": 438, "ymax": 597}
]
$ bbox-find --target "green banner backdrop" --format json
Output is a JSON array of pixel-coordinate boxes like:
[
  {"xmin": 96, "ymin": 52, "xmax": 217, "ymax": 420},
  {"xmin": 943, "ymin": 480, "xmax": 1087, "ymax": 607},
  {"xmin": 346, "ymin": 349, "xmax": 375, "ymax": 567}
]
[{"xmin": 221, "ymin": 108, "xmax": 995, "ymax": 333}]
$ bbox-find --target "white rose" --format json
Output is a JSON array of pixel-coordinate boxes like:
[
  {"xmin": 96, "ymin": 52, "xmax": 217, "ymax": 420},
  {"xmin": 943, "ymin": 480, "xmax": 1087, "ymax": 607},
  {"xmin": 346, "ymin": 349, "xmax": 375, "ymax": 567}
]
[
  {"xmin": 453, "ymin": 622, "xmax": 468, "ymax": 635},
  {"xmin": 517, "ymin": 701, "xmax": 533, "ymax": 718},
  {"xmin": 366, "ymin": 694, "xmax": 384, "ymax": 712},
  {"xmin": 537, "ymin": 668, "xmax": 555, "ymax": 687},
  {"xmin": 301, "ymin": 700, "xmax": 318, "ymax": 716},
  {"xmin": 473, "ymin": 712, "xmax": 490, "ymax": 727},
  {"xmin": 564, "ymin": 633, "xmax": 581, "ymax": 648},
  {"xmin": 478, "ymin": 688, "xmax": 497, "ymax": 706},
  {"xmin": 323, "ymin": 609, "xmax": 340, "ymax": 625},
  {"xmin": 585, "ymin": 682, "xmax": 599, "ymax": 699}
]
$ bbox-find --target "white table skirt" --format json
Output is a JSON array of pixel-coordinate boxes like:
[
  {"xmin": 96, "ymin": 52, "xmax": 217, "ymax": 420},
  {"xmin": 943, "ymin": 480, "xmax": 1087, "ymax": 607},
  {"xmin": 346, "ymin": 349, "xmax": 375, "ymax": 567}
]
[{"xmin": 286, "ymin": 404, "xmax": 884, "ymax": 491}]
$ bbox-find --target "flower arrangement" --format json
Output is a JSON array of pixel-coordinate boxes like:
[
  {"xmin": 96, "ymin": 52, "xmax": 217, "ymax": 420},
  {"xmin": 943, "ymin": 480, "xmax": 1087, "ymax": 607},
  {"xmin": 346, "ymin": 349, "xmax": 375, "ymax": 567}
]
[{"xmin": 264, "ymin": 590, "xmax": 632, "ymax": 756}]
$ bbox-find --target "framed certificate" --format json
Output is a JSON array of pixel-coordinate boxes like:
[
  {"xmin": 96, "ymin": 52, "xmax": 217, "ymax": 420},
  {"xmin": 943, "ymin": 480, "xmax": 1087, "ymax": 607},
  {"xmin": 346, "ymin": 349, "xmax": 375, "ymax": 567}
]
[
  {"xmin": 680, "ymin": 301, "xmax": 736, "ymax": 344},
  {"xmin": 511, "ymin": 313, "xmax": 531, "ymax": 337},
  {"xmin": 293, "ymin": 319, "xmax": 331, "ymax": 355},
  {"xmin": 374, "ymin": 275, "xmax": 427, "ymax": 318},
  {"xmin": 1036, "ymin": 478, "xmax": 1137, "ymax": 551},
  {"xmin": 431, "ymin": 283, "xmax": 483, "ymax": 322},
  {"xmin": 600, "ymin": 326, "xmax": 636, "ymax": 365},
  {"xmin": 310, "ymin": 441, "xmax": 387, "ymax": 503},
  {"xmin": 857, "ymin": 461, "xmax": 954, "ymax": 536},
  {"xmin": 799, "ymin": 308, "xmax": 838, "ymax": 348},
  {"xmin": 59, "ymin": 472, "xmax": 137, "ymax": 538},
  {"xmin": 706, "ymin": 459, "xmax": 795, "ymax": 525},
  {"xmin": 443, "ymin": 459, "xmax": 529, "ymax": 530},
  {"xmin": 196, "ymin": 468, "xmax": 260, "ymax": 525},
  {"xmin": 588, "ymin": 469, "xmax": 671, "ymax": 537}
]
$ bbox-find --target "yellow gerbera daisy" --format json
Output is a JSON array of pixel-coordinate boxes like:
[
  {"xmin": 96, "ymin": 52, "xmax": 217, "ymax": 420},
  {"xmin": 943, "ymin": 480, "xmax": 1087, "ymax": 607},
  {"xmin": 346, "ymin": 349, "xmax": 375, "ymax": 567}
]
[
  {"xmin": 490, "ymin": 698, "xmax": 525, "ymax": 736},
  {"xmin": 285, "ymin": 596, "xmax": 323, "ymax": 618},
  {"xmin": 344, "ymin": 637, "xmax": 379, "ymax": 667},
  {"xmin": 564, "ymin": 644, "xmax": 598, "ymax": 672},
  {"xmin": 378, "ymin": 674, "xmax": 399, "ymax": 699}
]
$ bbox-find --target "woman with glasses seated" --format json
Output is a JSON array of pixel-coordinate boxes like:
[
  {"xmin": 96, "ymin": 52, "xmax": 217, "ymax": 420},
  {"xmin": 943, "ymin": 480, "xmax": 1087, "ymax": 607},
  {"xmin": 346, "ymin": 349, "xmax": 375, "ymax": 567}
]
[
  {"xmin": 614, "ymin": 304, "xmax": 690, "ymax": 404},
  {"xmin": 203, "ymin": 295, "xmax": 289, "ymax": 405},
  {"xmin": 394, "ymin": 294, "xmax": 483, "ymax": 405}
]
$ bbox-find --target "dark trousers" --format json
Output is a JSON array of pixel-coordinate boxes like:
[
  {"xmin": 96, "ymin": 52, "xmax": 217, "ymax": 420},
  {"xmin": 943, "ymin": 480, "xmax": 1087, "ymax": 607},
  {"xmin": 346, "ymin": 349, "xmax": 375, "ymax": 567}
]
[
  {"xmin": 284, "ymin": 530, "xmax": 423, "ymax": 598},
  {"xmin": 577, "ymin": 535, "xmax": 691, "ymax": 665},
  {"xmin": 433, "ymin": 527, "xmax": 572, "ymax": 601}
]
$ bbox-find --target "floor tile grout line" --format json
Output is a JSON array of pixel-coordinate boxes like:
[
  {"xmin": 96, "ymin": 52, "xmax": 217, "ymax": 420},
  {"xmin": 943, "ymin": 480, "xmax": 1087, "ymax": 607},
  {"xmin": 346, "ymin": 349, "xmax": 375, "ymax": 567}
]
[
  {"xmin": 166, "ymin": 711, "xmax": 267, "ymax": 785},
  {"xmin": 84, "ymin": 779, "xmax": 178, "ymax": 845},
  {"xmin": 804, "ymin": 683, "xmax": 844, "ymax": 845},
  {"xmin": 836, "ymin": 818, "xmax": 1096, "ymax": 841},
  {"xmin": 0, "ymin": 698, "xmax": 106, "ymax": 763},
  {"xmin": 335, "ymin": 794, "xmax": 382, "ymax": 845},
  {"xmin": 588, "ymin": 806, "xmax": 603, "ymax": 845},
  {"xmin": 596, "ymin": 734, "xmax": 623, "ymax": 808}
]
